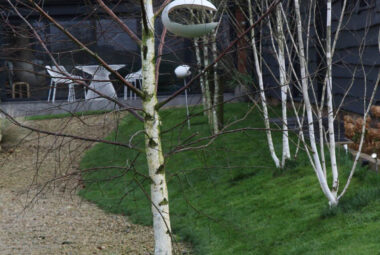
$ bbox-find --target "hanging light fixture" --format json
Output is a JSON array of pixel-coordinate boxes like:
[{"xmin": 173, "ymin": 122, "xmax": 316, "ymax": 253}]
[
  {"xmin": 175, "ymin": 65, "xmax": 192, "ymax": 129},
  {"xmin": 162, "ymin": 0, "xmax": 218, "ymax": 38},
  {"xmin": 174, "ymin": 65, "xmax": 191, "ymax": 78}
]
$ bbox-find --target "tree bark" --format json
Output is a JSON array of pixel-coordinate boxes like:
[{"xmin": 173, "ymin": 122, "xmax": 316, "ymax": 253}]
[
  {"xmin": 248, "ymin": 0, "xmax": 280, "ymax": 168},
  {"xmin": 211, "ymin": 32, "xmax": 223, "ymax": 133},
  {"xmin": 293, "ymin": 0, "xmax": 337, "ymax": 205},
  {"xmin": 326, "ymin": 0, "xmax": 339, "ymax": 196},
  {"xmin": 141, "ymin": 1, "xmax": 172, "ymax": 254},
  {"xmin": 275, "ymin": 4, "xmax": 291, "ymax": 166},
  {"xmin": 194, "ymin": 38, "xmax": 208, "ymax": 115},
  {"xmin": 202, "ymin": 35, "xmax": 213, "ymax": 126}
]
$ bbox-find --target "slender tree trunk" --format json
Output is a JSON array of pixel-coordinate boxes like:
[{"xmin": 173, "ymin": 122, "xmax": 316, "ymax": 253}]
[
  {"xmin": 141, "ymin": 1, "xmax": 172, "ymax": 254},
  {"xmin": 211, "ymin": 31, "xmax": 223, "ymax": 133},
  {"xmin": 326, "ymin": 0, "xmax": 339, "ymax": 196},
  {"xmin": 293, "ymin": 0, "xmax": 337, "ymax": 205},
  {"xmin": 276, "ymin": 4, "xmax": 291, "ymax": 166},
  {"xmin": 248, "ymin": 0, "xmax": 280, "ymax": 168},
  {"xmin": 194, "ymin": 38, "xmax": 208, "ymax": 115},
  {"xmin": 318, "ymin": 88, "xmax": 327, "ymax": 177},
  {"xmin": 202, "ymin": 35, "xmax": 213, "ymax": 126}
]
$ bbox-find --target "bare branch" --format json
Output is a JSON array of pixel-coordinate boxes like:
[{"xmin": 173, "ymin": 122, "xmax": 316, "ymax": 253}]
[
  {"xmin": 156, "ymin": 0, "xmax": 282, "ymax": 110},
  {"xmin": 95, "ymin": 0, "xmax": 142, "ymax": 46},
  {"xmin": 27, "ymin": 0, "xmax": 145, "ymax": 99}
]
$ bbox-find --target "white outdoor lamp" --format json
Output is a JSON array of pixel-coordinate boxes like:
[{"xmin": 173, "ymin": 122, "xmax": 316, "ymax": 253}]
[
  {"xmin": 162, "ymin": 0, "xmax": 218, "ymax": 38},
  {"xmin": 174, "ymin": 64, "xmax": 191, "ymax": 78},
  {"xmin": 175, "ymin": 65, "xmax": 191, "ymax": 129},
  {"xmin": 372, "ymin": 152, "xmax": 378, "ymax": 173},
  {"xmin": 343, "ymin": 144, "xmax": 348, "ymax": 154}
]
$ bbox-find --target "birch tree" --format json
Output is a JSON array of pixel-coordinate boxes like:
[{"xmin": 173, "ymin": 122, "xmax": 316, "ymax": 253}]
[
  {"xmin": 211, "ymin": 29, "xmax": 222, "ymax": 133},
  {"xmin": 193, "ymin": 5, "xmax": 225, "ymax": 134},
  {"xmin": 3, "ymin": 0, "xmax": 281, "ymax": 253},
  {"xmin": 293, "ymin": 0, "xmax": 338, "ymax": 205},
  {"xmin": 325, "ymin": 0, "xmax": 338, "ymax": 197},
  {"xmin": 248, "ymin": 0, "xmax": 280, "ymax": 168},
  {"xmin": 202, "ymin": 33, "xmax": 214, "ymax": 125},
  {"xmin": 140, "ymin": 1, "xmax": 173, "ymax": 253},
  {"xmin": 194, "ymin": 38, "xmax": 209, "ymax": 114},
  {"xmin": 19, "ymin": 0, "xmax": 173, "ymax": 253},
  {"xmin": 210, "ymin": 0, "xmax": 227, "ymax": 134},
  {"xmin": 275, "ymin": 4, "xmax": 291, "ymax": 165},
  {"xmin": 265, "ymin": 0, "xmax": 291, "ymax": 166},
  {"xmin": 283, "ymin": 0, "xmax": 380, "ymax": 206}
]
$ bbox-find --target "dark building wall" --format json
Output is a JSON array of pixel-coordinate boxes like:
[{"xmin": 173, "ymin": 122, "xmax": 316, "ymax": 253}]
[
  {"xmin": 257, "ymin": 0, "xmax": 379, "ymax": 115},
  {"xmin": 0, "ymin": 1, "xmax": 198, "ymax": 101},
  {"xmin": 331, "ymin": 0, "xmax": 380, "ymax": 114}
]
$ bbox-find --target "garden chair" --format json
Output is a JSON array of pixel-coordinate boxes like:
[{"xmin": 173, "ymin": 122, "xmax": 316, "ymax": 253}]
[
  {"xmin": 125, "ymin": 69, "xmax": 142, "ymax": 100},
  {"xmin": 46, "ymin": 65, "xmax": 84, "ymax": 103},
  {"xmin": 6, "ymin": 61, "xmax": 31, "ymax": 99},
  {"xmin": 12, "ymin": 82, "xmax": 30, "ymax": 99}
]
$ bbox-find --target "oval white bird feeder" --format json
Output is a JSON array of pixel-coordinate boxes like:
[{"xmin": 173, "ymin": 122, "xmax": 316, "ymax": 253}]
[
  {"xmin": 175, "ymin": 65, "xmax": 191, "ymax": 78},
  {"xmin": 162, "ymin": 0, "xmax": 218, "ymax": 38}
]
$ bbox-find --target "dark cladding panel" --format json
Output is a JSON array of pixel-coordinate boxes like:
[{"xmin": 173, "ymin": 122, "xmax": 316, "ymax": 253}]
[
  {"xmin": 96, "ymin": 19, "xmax": 138, "ymax": 52},
  {"xmin": 49, "ymin": 20, "xmax": 95, "ymax": 53}
]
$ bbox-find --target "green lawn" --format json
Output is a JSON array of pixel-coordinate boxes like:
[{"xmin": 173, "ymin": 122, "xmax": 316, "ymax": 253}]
[
  {"xmin": 25, "ymin": 109, "xmax": 112, "ymax": 120},
  {"xmin": 79, "ymin": 103, "xmax": 380, "ymax": 254}
]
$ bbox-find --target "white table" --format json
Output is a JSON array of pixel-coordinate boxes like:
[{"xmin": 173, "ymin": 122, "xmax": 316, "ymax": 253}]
[{"xmin": 75, "ymin": 65, "xmax": 125, "ymax": 100}]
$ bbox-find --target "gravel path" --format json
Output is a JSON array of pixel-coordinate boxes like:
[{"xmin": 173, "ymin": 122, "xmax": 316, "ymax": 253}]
[{"xmin": 0, "ymin": 114, "xmax": 188, "ymax": 254}]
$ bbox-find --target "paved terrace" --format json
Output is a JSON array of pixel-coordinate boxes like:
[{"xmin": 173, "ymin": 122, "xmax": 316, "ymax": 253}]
[{"xmin": 0, "ymin": 93, "xmax": 235, "ymax": 117}]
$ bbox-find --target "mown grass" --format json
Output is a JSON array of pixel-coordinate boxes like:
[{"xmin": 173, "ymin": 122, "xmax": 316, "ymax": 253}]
[
  {"xmin": 26, "ymin": 109, "xmax": 111, "ymax": 120},
  {"xmin": 79, "ymin": 103, "xmax": 380, "ymax": 254}
]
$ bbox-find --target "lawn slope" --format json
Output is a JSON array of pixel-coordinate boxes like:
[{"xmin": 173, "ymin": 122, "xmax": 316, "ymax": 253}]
[{"xmin": 79, "ymin": 103, "xmax": 380, "ymax": 254}]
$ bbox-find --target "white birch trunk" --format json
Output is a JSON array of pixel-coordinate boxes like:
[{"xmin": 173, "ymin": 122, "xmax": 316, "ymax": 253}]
[
  {"xmin": 202, "ymin": 35, "xmax": 213, "ymax": 126},
  {"xmin": 194, "ymin": 38, "xmax": 208, "ymax": 114},
  {"xmin": 141, "ymin": 1, "xmax": 172, "ymax": 254},
  {"xmin": 293, "ymin": 0, "xmax": 337, "ymax": 205},
  {"xmin": 248, "ymin": 0, "xmax": 280, "ymax": 168},
  {"xmin": 326, "ymin": 0, "xmax": 339, "ymax": 196},
  {"xmin": 276, "ymin": 4, "xmax": 291, "ymax": 165},
  {"xmin": 318, "ymin": 94, "xmax": 327, "ymax": 178},
  {"xmin": 211, "ymin": 31, "xmax": 220, "ymax": 133}
]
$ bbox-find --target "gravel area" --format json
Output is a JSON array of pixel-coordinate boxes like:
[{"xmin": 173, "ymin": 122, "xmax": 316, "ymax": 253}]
[{"xmin": 0, "ymin": 114, "xmax": 189, "ymax": 254}]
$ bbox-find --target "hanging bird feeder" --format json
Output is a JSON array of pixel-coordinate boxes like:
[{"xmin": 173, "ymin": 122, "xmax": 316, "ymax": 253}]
[{"xmin": 162, "ymin": 0, "xmax": 218, "ymax": 38}]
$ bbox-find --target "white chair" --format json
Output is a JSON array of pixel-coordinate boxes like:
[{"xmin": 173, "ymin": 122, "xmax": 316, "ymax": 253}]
[
  {"xmin": 46, "ymin": 65, "xmax": 84, "ymax": 103},
  {"xmin": 125, "ymin": 69, "xmax": 142, "ymax": 100}
]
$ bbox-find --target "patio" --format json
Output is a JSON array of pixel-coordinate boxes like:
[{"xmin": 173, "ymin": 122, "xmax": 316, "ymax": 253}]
[{"xmin": 0, "ymin": 93, "xmax": 235, "ymax": 118}]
